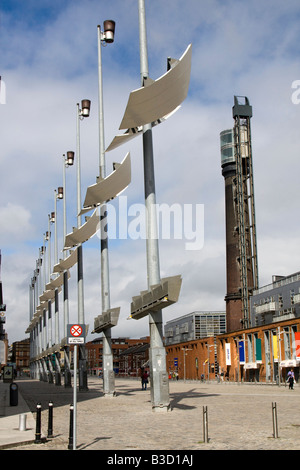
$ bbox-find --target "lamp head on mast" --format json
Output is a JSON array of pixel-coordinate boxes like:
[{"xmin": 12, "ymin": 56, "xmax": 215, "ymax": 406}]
[{"xmin": 100, "ymin": 20, "xmax": 115, "ymax": 44}]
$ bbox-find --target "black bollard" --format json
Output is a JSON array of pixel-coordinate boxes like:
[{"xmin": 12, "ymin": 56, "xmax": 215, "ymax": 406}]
[
  {"xmin": 68, "ymin": 404, "xmax": 74, "ymax": 450},
  {"xmin": 47, "ymin": 401, "xmax": 53, "ymax": 438},
  {"xmin": 9, "ymin": 383, "xmax": 18, "ymax": 406},
  {"xmin": 35, "ymin": 403, "xmax": 42, "ymax": 444}
]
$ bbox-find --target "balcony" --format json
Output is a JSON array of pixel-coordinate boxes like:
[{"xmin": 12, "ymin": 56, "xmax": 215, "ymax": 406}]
[
  {"xmin": 255, "ymin": 301, "xmax": 278, "ymax": 315},
  {"xmin": 293, "ymin": 293, "xmax": 300, "ymax": 304}
]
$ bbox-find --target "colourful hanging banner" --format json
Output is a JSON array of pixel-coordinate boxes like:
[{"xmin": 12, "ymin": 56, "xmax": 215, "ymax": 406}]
[
  {"xmin": 255, "ymin": 338, "xmax": 262, "ymax": 362},
  {"xmin": 273, "ymin": 335, "xmax": 278, "ymax": 361},
  {"xmin": 225, "ymin": 343, "xmax": 231, "ymax": 365},
  {"xmin": 295, "ymin": 332, "xmax": 300, "ymax": 359},
  {"xmin": 239, "ymin": 341, "xmax": 245, "ymax": 364}
]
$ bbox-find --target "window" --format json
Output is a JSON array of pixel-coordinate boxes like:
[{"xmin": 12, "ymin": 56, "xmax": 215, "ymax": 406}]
[{"xmin": 291, "ymin": 290, "xmax": 295, "ymax": 305}]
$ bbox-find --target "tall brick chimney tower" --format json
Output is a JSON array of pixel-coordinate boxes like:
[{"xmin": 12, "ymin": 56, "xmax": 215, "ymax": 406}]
[{"xmin": 220, "ymin": 96, "xmax": 258, "ymax": 332}]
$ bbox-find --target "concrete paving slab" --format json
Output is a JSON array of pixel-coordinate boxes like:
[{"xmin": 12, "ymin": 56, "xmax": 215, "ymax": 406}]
[
  {"xmin": 0, "ymin": 381, "xmax": 37, "ymax": 449},
  {"xmin": 2, "ymin": 377, "xmax": 300, "ymax": 451}
]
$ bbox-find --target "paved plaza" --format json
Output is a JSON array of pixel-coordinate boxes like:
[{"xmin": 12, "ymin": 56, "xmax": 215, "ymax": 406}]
[{"xmin": 1, "ymin": 376, "xmax": 300, "ymax": 452}]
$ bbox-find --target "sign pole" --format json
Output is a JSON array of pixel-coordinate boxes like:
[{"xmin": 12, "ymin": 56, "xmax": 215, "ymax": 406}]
[
  {"xmin": 67, "ymin": 324, "xmax": 86, "ymax": 450},
  {"xmin": 73, "ymin": 344, "xmax": 77, "ymax": 450}
]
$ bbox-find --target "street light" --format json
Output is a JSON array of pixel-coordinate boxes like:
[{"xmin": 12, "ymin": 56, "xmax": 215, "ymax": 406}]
[
  {"xmin": 66, "ymin": 151, "xmax": 74, "ymax": 166},
  {"xmin": 205, "ymin": 344, "xmax": 214, "ymax": 381},
  {"xmin": 40, "ymin": 242, "xmax": 48, "ymax": 375},
  {"xmin": 101, "ymin": 20, "xmax": 115, "ymax": 44},
  {"xmin": 97, "ymin": 20, "xmax": 115, "ymax": 178},
  {"xmin": 277, "ymin": 327, "xmax": 284, "ymax": 386},
  {"xmin": 33, "ymin": 250, "xmax": 46, "ymax": 381},
  {"xmin": 138, "ymin": 0, "xmax": 170, "ymax": 411},
  {"xmin": 54, "ymin": 188, "xmax": 63, "ymax": 386},
  {"xmin": 181, "ymin": 347, "xmax": 192, "ymax": 382},
  {"xmin": 47, "ymin": 214, "xmax": 54, "ymax": 354},
  {"xmin": 33, "ymin": 262, "xmax": 40, "ymax": 356},
  {"xmin": 57, "ymin": 186, "xmax": 63, "ymax": 200},
  {"xmin": 76, "ymin": 99, "xmax": 90, "ymax": 305},
  {"xmin": 80, "ymin": 99, "xmax": 91, "ymax": 118},
  {"xmin": 62, "ymin": 152, "xmax": 74, "ymax": 388},
  {"xmin": 76, "ymin": 99, "xmax": 91, "ymax": 392},
  {"xmin": 30, "ymin": 269, "xmax": 39, "ymax": 373},
  {"xmin": 97, "ymin": 20, "xmax": 116, "ymax": 397}
]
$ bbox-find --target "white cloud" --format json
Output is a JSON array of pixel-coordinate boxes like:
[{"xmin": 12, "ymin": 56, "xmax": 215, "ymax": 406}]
[{"xmin": 0, "ymin": 203, "xmax": 32, "ymax": 243}]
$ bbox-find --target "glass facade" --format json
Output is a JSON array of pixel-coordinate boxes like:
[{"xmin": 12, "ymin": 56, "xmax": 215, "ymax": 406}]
[
  {"xmin": 164, "ymin": 311, "xmax": 226, "ymax": 346},
  {"xmin": 220, "ymin": 129, "xmax": 235, "ymax": 166}
]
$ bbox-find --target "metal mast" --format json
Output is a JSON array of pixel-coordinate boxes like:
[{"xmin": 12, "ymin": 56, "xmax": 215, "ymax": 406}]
[
  {"xmin": 0, "ymin": 251, "xmax": 6, "ymax": 341},
  {"xmin": 138, "ymin": 0, "xmax": 170, "ymax": 411},
  {"xmin": 232, "ymin": 96, "xmax": 258, "ymax": 328}
]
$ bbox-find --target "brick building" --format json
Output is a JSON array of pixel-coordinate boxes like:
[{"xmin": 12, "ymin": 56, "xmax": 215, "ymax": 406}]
[
  {"xmin": 0, "ymin": 335, "xmax": 8, "ymax": 369},
  {"xmin": 165, "ymin": 317, "xmax": 300, "ymax": 383},
  {"xmin": 10, "ymin": 338, "xmax": 30, "ymax": 376},
  {"xmin": 86, "ymin": 336, "xmax": 150, "ymax": 377}
]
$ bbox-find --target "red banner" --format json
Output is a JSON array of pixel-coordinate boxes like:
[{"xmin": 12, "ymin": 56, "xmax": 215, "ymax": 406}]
[{"xmin": 295, "ymin": 332, "xmax": 300, "ymax": 358}]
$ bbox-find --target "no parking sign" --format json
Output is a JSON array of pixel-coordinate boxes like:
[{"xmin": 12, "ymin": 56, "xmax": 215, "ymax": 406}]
[{"xmin": 67, "ymin": 324, "xmax": 86, "ymax": 344}]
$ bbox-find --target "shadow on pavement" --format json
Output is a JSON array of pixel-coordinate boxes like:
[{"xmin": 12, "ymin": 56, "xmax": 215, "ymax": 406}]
[{"xmin": 170, "ymin": 388, "xmax": 219, "ymax": 410}]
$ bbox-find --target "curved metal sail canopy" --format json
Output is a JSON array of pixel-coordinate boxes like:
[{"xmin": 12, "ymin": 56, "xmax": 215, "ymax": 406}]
[
  {"xmin": 39, "ymin": 288, "xmax": 57, "ymax": 303},
  {"xmin": 119, "ymin": 44, "xmax": 191, "ymax": 129},
  {"xmin": 105, "ymin": 44, "xmax": 191, "ymax": 154},
  {"xmin": 106, "ymin": 108, "xmax": 180, "ymax": 153},
  {"xmin": 45, "ymin": 271, "xmax": 70, "ymax": 291},
  {"xmin": 53, "ymin": 249, "xmax": 78, "ymax": 274},
  {"xmin": 80, "ymin": 151, "xmax": 131, "ymax": 214},
  {"xmin": 26, "ymin": 290, "xmax": 61, "ymax": 333},
  {"xmin": 64, "ymin": 208, "xmax": 100, "ymax": 250}
]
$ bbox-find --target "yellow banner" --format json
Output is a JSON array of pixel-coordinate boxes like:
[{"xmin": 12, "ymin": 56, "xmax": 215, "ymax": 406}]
[{"xmin": 273, "ymin": 335, "xmax": 278, "ymax": 360}]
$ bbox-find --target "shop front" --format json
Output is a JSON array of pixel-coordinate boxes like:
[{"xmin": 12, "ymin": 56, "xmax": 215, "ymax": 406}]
[{"xmin": 244, "ymin": 362, "xmax": 261, "ymax": 382}]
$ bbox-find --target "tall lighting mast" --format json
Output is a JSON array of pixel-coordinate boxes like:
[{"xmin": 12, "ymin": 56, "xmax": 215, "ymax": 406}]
[
  {"xmin": 0, "ymin": 251, "xmax": 6, "ymax": 341},
  {"xmin": 220, "ymin": 96, "xmax": 258, "ymax": 331}
]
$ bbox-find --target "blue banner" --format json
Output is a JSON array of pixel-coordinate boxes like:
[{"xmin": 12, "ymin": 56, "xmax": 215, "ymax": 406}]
[{"xmin": 239, "ymin": 341, "xmax": 245, "ymax": 364}]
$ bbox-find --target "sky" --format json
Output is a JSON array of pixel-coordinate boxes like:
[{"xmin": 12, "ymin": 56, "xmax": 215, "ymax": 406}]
[{"xmin": 1, "ymin": 0, "xmax": 300, "ymax": 345}]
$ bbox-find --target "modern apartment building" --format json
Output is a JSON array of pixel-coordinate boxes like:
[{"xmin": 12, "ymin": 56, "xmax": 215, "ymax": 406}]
[
  {"xmin": 250, "ymin": 272, "xmax": 300, "ymax": 326},
  {"xmin": 164, "ymin": 311, "xmax": 226, "ymax": 346}
]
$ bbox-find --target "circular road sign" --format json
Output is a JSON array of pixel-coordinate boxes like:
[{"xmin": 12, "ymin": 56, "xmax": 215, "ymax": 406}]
[{"xmin": 70, "ymin": 324, "xmax": 83, "ymax": 337}]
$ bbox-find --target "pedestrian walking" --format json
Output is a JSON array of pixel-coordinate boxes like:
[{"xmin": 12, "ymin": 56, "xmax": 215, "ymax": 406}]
[
  {"xmin": 288, "ymin": 374, "xmax": 294, "ymax": 389},
  {"xmin": 141, "ymin": 370, "xmax": 149, "ymax": 390},
  {"xmin": 287, "ymin": 369, "xmax": 295, "ymax": 389}
]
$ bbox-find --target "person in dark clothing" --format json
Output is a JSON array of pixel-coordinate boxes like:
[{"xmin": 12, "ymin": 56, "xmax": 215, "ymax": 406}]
[
  {"xmin": 288, "ymin": 369, "xmax": 295, "ymax": 389},
  {"xmin": 141, "ymin": 370, "xmax": 149, "ymax": 390}
]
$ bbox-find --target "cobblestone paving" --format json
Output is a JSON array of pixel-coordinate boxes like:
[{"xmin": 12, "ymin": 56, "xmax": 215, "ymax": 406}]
[{"xmin": 7, "ymin": 378, "xmax": 300, "ymax": 451}]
